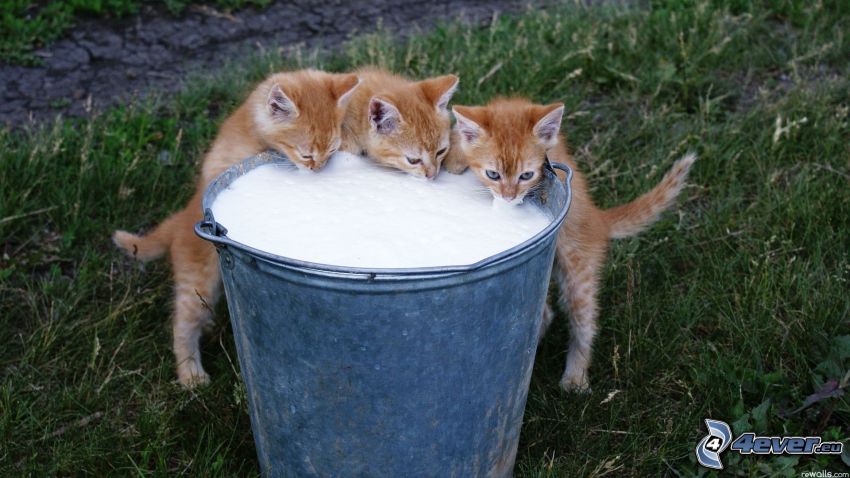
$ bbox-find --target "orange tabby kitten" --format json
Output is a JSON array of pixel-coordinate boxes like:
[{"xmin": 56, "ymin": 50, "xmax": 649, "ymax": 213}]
[
  {"xmin": 113, "ymin": 69, "xmax": 360, "ymax": 387},
  {"xmin": 341, "ymin": 67, "xmax": 458, "ymax": 178},
  {"xmin": 445, "ymin": 97, "xmax": 695, "ymax": 392}
]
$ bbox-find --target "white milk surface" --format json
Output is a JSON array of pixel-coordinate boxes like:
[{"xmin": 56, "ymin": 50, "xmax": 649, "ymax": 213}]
[{"xmin": 210, "ymin": 152, "xmax": 551, "ymax": 268}]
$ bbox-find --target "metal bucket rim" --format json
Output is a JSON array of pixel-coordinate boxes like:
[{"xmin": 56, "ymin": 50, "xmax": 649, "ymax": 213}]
[{"xmin": 195, "ymin": 152, "xmax": 573, "ymax": 279}]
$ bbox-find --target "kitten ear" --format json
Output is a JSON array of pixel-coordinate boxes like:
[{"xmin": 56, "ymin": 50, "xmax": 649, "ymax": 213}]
[
  {"xmin": 533, "ymin": 103, "xmax": 564, "ymax": 146},
  {"xmin": 420, "ymin": 74, "xmax": 459, "ymax": 112},
  {"xmin": 369, "ymin": 97, "xmax": 402, "ymax": 135},
  {"xmin": 267, "ymin": 84, "xmax": 299, "ymax": 123},
  {"xmin": 452, "ymin": 106, "xmax": 484, "ymax": 144},
  {"xmin": 332, "ymin": 74, "xmax": 360, "ymax": 108}
]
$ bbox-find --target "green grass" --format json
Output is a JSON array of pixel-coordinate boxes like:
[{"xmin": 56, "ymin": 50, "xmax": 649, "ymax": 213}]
[
  {"xmin": 0, "ymin": 0, "xmax": 270, "ymax": 65},
  {"xmin": 2, "ymin": 0, "xmax": 850, "ymax": 475}
]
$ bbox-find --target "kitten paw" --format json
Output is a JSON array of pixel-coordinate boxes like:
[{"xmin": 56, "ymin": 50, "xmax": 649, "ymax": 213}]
[
  {"xmin": 559, "ymin": 373, "xmax": 591, "ymax": 394},
  {"xmin": 177, "ymin": 362, "xmax": 210, "ymax": 389},
  {"xmin": 112, "ymin": 230, "xmax": 139, "ymax": 256},
  {"xmin": 538, "ymin": 303, "xmax": 554, "ymax": 338}
]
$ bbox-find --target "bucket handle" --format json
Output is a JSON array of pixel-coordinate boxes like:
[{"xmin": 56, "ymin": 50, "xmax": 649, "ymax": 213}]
[
  {"xmin": 548, "ymin": 161, "xmax": 574, "ymax": 199},
  {"xmin": 194, "ymin": 162, "xmax": 573, "ymax": 277},
  {"xmin": 195, "ymin": 209, "xmax": 229, "ymax": 248}
]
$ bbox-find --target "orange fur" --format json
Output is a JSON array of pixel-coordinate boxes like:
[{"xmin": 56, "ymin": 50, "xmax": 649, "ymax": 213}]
[
  {"xmin": 112, "ymin": 69, "xmax": 359, "ymax": 387},
  {"xmin": 447, "ymin": 97, "xmax": 696, "ymax": 392},
  {"xmin": 341, "ymin": 67, "xmax": 458, "ymax": 178}
]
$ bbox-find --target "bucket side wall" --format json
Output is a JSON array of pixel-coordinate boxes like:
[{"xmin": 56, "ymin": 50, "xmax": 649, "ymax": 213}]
[{"xmin": 219, "ymin": 238, "xmax": 557, "ymax": 477}]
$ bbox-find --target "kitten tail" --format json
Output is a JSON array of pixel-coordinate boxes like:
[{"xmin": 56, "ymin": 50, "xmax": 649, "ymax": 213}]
[
  {"xmin": 603, "ymin": 153, "xmax": 696, "ymax": 239},
  {"xmin": 112, "ymin": 215, "xmax": 176, "ymax": 262}
]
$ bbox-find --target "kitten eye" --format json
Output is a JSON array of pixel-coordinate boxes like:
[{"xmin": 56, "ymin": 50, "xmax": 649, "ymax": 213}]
[
  {"xmin": 519, "ymin": 171, "xmax": 535, "ymax": 181},
  {"xmin": 485, "ymin": 170, "xmax": 501, "ymax": 180},
  {"xmin": 406, "ymin": 156, "xmax": 421, "ymax": 165},
  {"xmin": 436, "ymin": 147, "xmax": 448, "ymax": 157},
  {"xmin": 301, "ymin": 154, "xmax": 314, "ymax": 160}
]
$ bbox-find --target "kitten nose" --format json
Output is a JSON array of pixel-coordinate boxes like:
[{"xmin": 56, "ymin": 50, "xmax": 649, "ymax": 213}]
[
  {"xmin": 425, "ymin": 168, "xmax": 436, "ymax": 180},
  {"xmin": 307, "ymin": 160, "xmax": 317, "ymax": 171}
]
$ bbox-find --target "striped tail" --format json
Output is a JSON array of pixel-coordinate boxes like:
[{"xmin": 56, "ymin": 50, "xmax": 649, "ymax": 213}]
[{"xmin": 604, "ymin": 153, "xmax": 696, "ymax": 239}]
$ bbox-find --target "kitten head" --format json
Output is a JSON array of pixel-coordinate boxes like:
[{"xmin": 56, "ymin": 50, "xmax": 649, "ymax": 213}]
[
  {"xmin": 366, "ymin": 74, "xmax": 458, "ymax": 179},
  {"xmin": 253, "ymin": 70, "xmax": 360, "ymax": 171},
  {"xmin": 451, "ymin": 98, "xmax": 564, "ymax": 203}
]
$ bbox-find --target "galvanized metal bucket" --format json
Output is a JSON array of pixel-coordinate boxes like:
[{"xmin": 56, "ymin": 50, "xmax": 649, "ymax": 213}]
[{"xmin": 195, "ymin": 151, "xmax": 573, "ymax": 477}]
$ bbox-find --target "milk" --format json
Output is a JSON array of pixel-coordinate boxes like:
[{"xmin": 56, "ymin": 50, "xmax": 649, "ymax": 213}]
[{"xmin": 210, "ymin": 152, "xmax": 551, "ymax": 268}]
